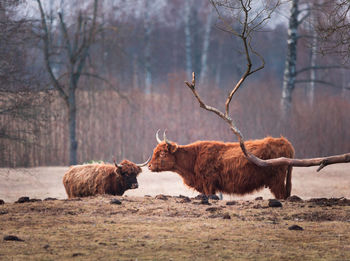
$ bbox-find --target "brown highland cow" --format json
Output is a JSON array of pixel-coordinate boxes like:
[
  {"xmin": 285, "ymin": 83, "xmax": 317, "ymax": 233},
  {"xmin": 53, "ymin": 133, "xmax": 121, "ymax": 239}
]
[
  {"xmin": 63, "ymin": 159, "xmax": 149, "ymax": 198},
  {"xmin": 148, "ymin": 131, "xmax": 295, "ymax": 199}
]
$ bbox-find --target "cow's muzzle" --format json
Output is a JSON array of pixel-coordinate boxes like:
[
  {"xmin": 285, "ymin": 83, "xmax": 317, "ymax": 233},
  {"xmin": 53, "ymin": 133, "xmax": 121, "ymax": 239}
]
[
  {"xmin": 148, "ymin": 164, "xmax": 159, "ymax": 172},
  {"xmin": 131, "ymin": 183, "xmax": 138, "ymax": 189}
]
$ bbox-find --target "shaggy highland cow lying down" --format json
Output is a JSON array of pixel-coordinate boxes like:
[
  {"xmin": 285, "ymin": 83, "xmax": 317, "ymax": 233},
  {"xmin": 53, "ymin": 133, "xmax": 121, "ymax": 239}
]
[{"xmin": 63, "ymin": 159, "xmax": 149, "ymax": 198}]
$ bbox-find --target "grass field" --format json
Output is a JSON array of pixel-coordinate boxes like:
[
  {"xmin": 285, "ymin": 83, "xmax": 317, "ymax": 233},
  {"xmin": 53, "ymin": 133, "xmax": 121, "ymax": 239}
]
[
  {"xmin": 1, "ymin": 195, "xmax": 350, "ymax": 260},
  {"xmin": 0, "ymin": 164, "xmax": 350, "ymax": 260}
]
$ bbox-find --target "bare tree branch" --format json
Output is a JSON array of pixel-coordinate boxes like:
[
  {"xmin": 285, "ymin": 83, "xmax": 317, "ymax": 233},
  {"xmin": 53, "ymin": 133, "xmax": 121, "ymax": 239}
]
[
  {"xmin": 184, "ymin": 0, "xmax": 350, "ymax": 171},
  {"xmin": 294, "ymin": 79, "xmax": 337, "ymax": 88},
  {"xmin": 316, "ymin": 0, "xmax": 350, "ymax": 58},
  {"xmin": 36, "ymin": 0, "xmax": 68, "ymax": 105},
  {"xmin": 58, "ymin": 12, "xmax": 73, "ymax": 59},
  {"xmin": 185, "ymin": 72, "xmax": 248, "ymax": 157},
  {"xmin": 36, "ymin": 0, "xmax": 101, "ymax": 165},
  {"xmin": 209, "ymin": 0, "xmax": 269, "ymax": 117},
  {"xmin": 72, "ymin": 12, "xmax": 83, "ymax": 55},
  {"xmin": 298, "ymin": 10, "xmax": 310, "ymax": 26},
  {"xmin": 296, "ymin": 65, "xmax": 349, "ymax": 74},
  {"xmin": 81, "ymin": 73, "xmax": 130, "ymax": 103},
  {"xmin": 185, "ymin": 72, "xmax": 350, "ymax": 171}
]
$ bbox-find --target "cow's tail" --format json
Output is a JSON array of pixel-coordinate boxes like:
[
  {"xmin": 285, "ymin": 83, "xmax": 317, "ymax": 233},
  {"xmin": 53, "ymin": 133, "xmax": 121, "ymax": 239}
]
[{"xmin": 285, "ymin": 165, "xmax": 292, "ymax": 199}]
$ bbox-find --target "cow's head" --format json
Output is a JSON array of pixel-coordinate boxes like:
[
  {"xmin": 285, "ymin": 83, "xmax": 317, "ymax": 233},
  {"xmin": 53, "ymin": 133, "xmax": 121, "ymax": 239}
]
[
  {"xmin": 114, "ymin": 158, "xmax": 150, "ymax": 190},
  {"xmin": 148, "ymin": 130, "xmax": 178, "ymax": 172}
]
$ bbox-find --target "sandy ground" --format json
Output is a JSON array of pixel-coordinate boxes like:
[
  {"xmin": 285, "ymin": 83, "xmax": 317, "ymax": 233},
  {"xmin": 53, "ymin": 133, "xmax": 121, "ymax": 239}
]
[{"xmin": 0, "ymin": 164, "xmax": 349, "ymax": 203}]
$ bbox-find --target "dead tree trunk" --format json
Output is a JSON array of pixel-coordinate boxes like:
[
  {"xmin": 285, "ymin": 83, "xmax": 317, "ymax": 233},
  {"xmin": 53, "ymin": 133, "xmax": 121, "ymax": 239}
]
[{"xmin": 37, "ymin": 0, "xmax": 98, "ymax": 165}]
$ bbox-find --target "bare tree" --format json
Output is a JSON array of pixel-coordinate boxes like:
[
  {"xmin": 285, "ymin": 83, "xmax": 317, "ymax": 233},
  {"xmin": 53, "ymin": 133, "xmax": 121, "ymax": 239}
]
[
  {"xmin": 184, "ymin": 0, "xmax": 193, "ymax": 79},
  {"xmin": 281, "ymin": 0, "xmax": 349, "ymax": 116},
  {"xmin": 281, "ymin": 0, "xmax": 301, "ymax": 117},
  {"xmin": 36, "ymin": 0, "xmax": 99, "ymax": 165},
  {"xmin": 0, "ymin": 0, "xmax": 28, "ymax": 91},
  {"xmin": 315, "ymin": 1, "xmax": 350, "ymax": 96},
  {"xmin": 317, "ymin": 0, "xmax": 350, "ymax": 60},
  {"xmin": 143, "ymin": 0, "xmax": 153, "ymax": 94},
  {"xmin": 185, "ymin": 0, "xmax": 350, "ymax": 171},
  {"xmin": 198, "ymin": 7, "xmax": 215, "ymax": 85},
  {"xmin": 306, "ymin": 4, "xmax": 318, "ymax": 105},
  {"xmin": 0, "ymin": 0, "xmax": 50, "ymax": 167}
]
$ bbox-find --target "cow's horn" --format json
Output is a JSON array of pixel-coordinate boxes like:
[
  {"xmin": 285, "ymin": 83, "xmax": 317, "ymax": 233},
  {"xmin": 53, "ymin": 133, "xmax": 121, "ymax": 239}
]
[
  {"xmin": 136, "ymin": 156, "xmax": 152, "ymax": 167},
  {"xmin": 113, "ymin": 158, "xmax": 122, "ymax": 168},
  {"xmin": 156, "ymin": 129, "xmax": 162, "ymax": 144},
  {"xmin": 163, "ymin": 129, "xmax": 171, "ymax": 145}
]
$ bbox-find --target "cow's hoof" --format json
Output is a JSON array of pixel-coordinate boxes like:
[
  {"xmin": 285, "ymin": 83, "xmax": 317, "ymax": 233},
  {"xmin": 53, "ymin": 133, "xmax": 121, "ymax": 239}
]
[
  {"xmin": 194, "ymin": 194, "xmax": 208, "ymax": 200},
  {"xmin": 200, "ymin": 198, "xmax": 211, "ymax": 205},
  {"xmin": 208, "ymin": 194, "xmax": 220, "ymax": 200}
]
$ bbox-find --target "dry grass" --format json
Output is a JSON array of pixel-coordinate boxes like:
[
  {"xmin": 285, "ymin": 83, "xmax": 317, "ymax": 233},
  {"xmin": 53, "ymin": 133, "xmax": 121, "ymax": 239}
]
[
  {"xmin": 1, "ymin": 165, "xmax": 350, "ymax": 260},
  {"xmin": 1, "ymin": 195, "xmax": 350, "ymax": 260}
]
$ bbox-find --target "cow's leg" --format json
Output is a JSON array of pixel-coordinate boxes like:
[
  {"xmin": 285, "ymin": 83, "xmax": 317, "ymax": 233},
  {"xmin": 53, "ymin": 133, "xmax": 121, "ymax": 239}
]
[
  {"xmin": 268, "ymin": 171, "xmax": 288, "ymax": 200},
  {"xmin": 270, "ymin": 186, "xmax": 285, "ymax": 199},
  {"xmin": 197, "ymin": 193, "xmax": 209, "ymax": 201},
  {"xmin": 203, "ymin": 182, "xmax": 217, "ymax": 197},
  {"xmin": 198, "ymin": 183, "xmax": 218, "ymax": 202},
  {"xmin": 198, "ymin": 193, "xmax": 220, "ymax": 200}
]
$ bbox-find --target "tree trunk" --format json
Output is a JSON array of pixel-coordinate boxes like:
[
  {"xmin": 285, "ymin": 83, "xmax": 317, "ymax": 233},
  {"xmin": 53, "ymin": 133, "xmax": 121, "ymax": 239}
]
[
  {"xmin": 307, "ymin": 8, "xmax": 317, "ymax": 105},
  {"xmin": 184, "ymin": 0, "xmax": 193, "ymax": 79},
  {"xmin": 215, "ymin": 42, "xmax": 223, "ymax": 88},
  {"xmin": 68, "ymin": 88, "xmax": 77, "ymax": 165},
  {"xmin": 36, "ymin": 0, "xmax": 98, "ymax": 165},
  {"xmin": 144, "ymin": 0, "xmax": 152, "ymax": 94},
  {"xmin": 132, "ymin": 55, "xmax": 139, "ymax": 89},
  {"xmin": 281, "ymin": 0, "xmax": 299, "ymax": 118},
  {"xmin": 199, "ymin": 8, "xmax": 214, "ymax": 85}
]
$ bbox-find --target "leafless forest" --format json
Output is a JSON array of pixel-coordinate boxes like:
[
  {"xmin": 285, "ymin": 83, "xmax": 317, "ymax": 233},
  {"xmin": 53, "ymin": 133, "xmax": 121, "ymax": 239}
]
[{"xmin": 1, "ymin": 0, "xmax": 350, "ymax": 167}]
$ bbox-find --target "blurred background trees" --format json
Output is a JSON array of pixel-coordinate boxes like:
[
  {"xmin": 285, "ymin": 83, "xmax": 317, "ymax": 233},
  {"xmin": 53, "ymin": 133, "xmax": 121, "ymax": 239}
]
[
  {"xmin": 1, "ymin": 0, "xmax": 349, "ymax": 167},
  {"xmin": 0, "ymin": 0, "xmax": 50, "ymax": 167},
  {"xmin": 36, "ymin": 0, "xmax": 100, "ymax": 165},
  {"xmin": 281, "ymin": 0, "xmax": 349, "ymax": 117}
]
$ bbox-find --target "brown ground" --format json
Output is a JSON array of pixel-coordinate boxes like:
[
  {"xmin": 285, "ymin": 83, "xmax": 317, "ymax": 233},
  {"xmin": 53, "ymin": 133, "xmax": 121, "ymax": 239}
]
[{"xmin": 0, "ymin": 164, "xmax": 350, "ymax": 260}]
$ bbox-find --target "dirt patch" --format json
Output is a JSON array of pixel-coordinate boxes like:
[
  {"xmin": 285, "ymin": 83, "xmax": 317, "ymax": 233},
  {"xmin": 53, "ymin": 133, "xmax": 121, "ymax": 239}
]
[
  {"xmin": 1, "ymin": 164, "xmax": 350, "ymax": 259},
  {"xmin": 289, "ymin": 211, "xmax": 350, "ymax": 222},
  {"xmin": 1, "ymin": 195, "xmax": 350, "ymax": 260},
  {"xmin": 307, "ymin": 197, "xmax": 350, "ymax": 206}
]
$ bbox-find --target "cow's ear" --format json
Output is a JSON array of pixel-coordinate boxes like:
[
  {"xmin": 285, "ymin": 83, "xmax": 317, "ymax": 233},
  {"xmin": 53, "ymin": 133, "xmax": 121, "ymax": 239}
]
[
  {"xmin": 114, "ymin": 160, "xmax": 123, "ymax": 174},
  {"xmin": 115, "ymin": 165, "xmax": 123, "ymax": 175},
  {"xmin": 167, "ymin": 143, "xmax": 178, "ymax": 154}
]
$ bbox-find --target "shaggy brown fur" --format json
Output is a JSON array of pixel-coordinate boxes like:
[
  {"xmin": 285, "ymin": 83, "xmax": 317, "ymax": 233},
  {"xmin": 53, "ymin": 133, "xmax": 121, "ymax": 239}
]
[
  {"xmin": 63, "ymin": 160, "xmax": 142, "ymax": 198},
  {"xmin": 148, "ymin": 137, "xmax": 295, "ymax": 199}
]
